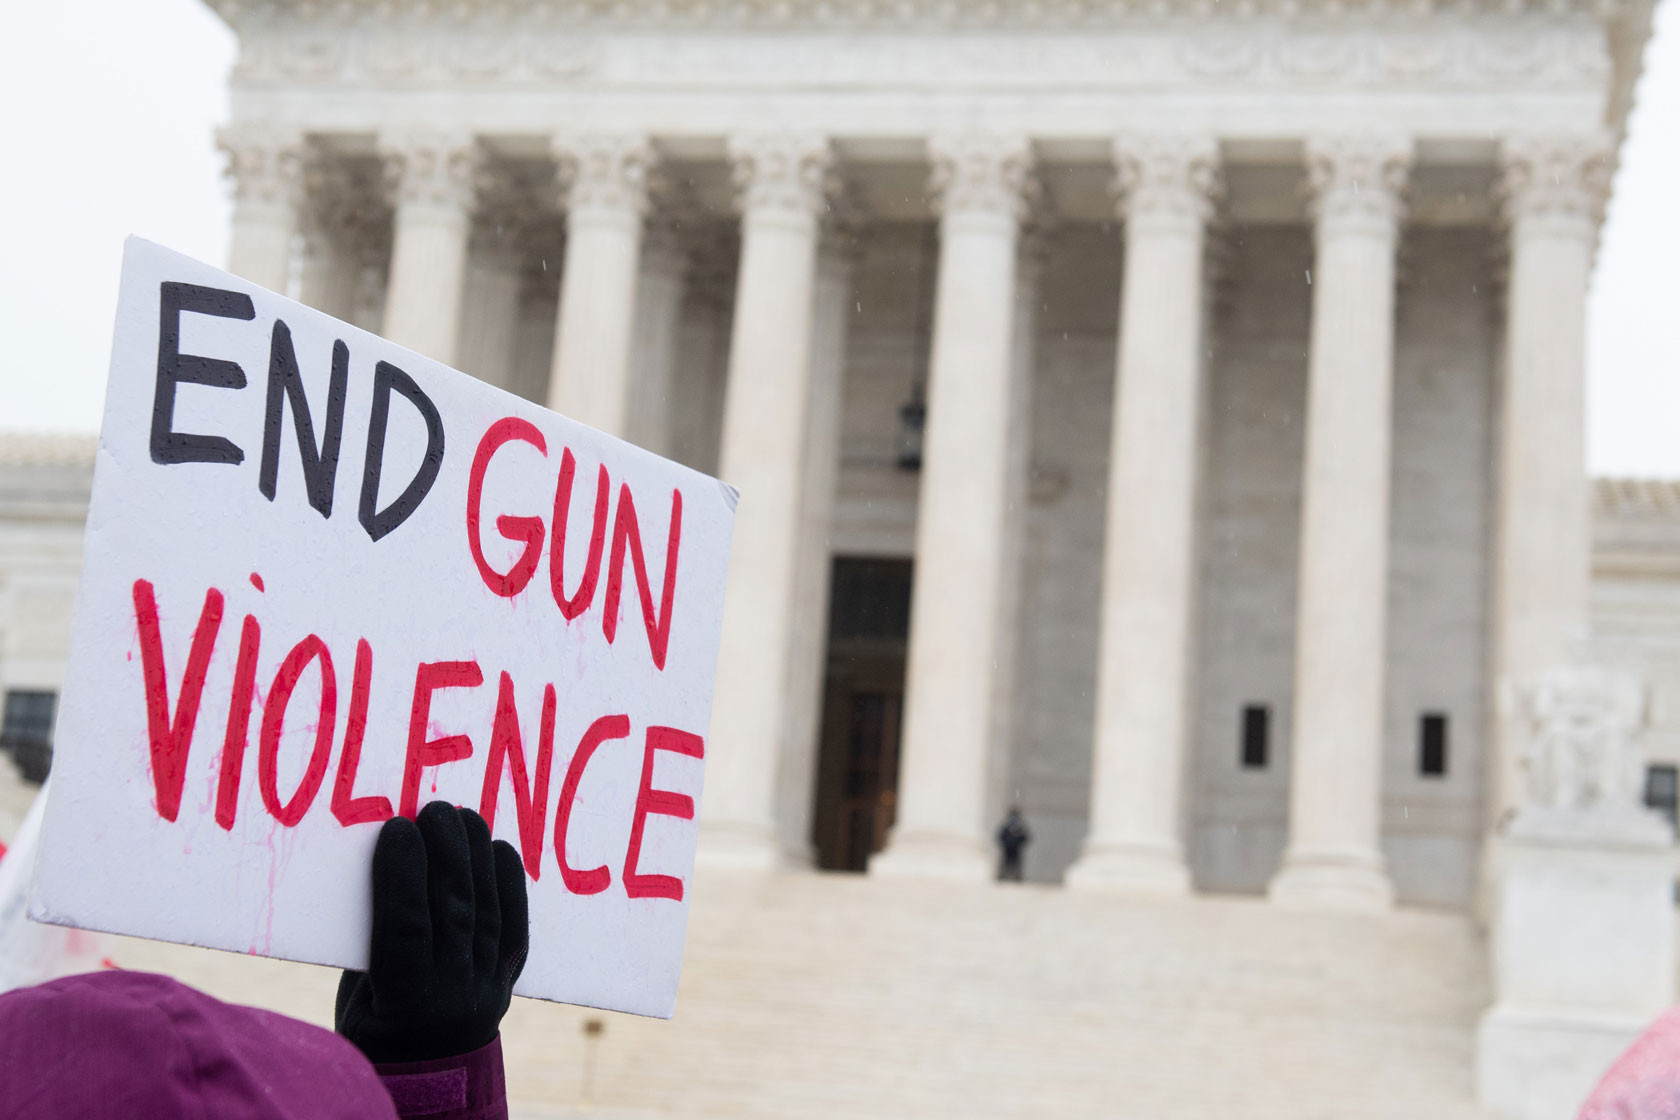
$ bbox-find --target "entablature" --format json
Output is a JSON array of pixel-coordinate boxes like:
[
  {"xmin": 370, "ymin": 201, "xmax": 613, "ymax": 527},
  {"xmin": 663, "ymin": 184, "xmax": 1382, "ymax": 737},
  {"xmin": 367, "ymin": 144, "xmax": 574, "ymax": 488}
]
[{"xmin": 214, "ymin": 0, "xmax": 1642, "ymax": 141}]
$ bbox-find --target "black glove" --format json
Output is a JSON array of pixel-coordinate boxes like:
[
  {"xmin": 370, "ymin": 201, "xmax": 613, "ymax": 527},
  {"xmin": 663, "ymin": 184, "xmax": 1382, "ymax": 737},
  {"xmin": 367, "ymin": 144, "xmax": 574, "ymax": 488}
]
[{"xmin": 335, "ymin": 802, "xmax": 529, "ymax": 1063}]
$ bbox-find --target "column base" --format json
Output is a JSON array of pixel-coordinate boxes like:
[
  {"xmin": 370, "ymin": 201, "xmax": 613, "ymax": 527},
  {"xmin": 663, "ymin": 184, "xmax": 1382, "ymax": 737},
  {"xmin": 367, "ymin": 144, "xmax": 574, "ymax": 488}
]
[
  {"xmin": 1064, "ymin": 840, "xmax": 1191, "ymax": 896},
  {"xmin": 694, "ymin": 821, "xmax": 782, "ymax": 872},
  {"xmin": 1476, "ymin": 1006, "xmax": 1645, "ymax": 1120},
  {"xmin": 1267, "ymin": 848, "xmax": 1394, "ymax": 911},
  {"xmin": 868, "ymin": 832, "xmax": 992, "ymax": 883}
]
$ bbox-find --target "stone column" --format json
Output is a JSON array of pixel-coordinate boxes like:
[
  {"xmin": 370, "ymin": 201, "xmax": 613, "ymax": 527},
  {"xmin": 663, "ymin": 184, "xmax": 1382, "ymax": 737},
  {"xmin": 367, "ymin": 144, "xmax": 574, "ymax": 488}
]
[
  {"xmin": 1067, "ymin": 136, "xmax": 1219, "ymax": 895},
  {"xmin": 870, "ymin": 135, "xmax": 1034, "ymax": 881},
  {"xmin": 1268, "ymin": 137, "xmax": 1410, "ymax": 911},
  {"xmin": 379, "ymin": 132, "xmax": 481, "ymax": 365},
  {"xmin": 457, "ymin": 247, "xmax": 524, "ymax": 391},
  {"xmin": 985, "ymin": 230, "xmax": 1045, "ymax": 841},
  {"xmin": 297, "ymin": 228, "xmax": 359, "ymax": 321},
  {"xmin": 509, "ymin": 271, "xmax": 561, "ymax": 404},
  {"xmin": 456, "ymin": 169, "xmax": 537, "ymax": 392},
  {"xmin": 1488, "ymin": 136, "xmax": 1612, "ymax": 822},
  {"xmin": 625, "ymin": 221, "xmax": 690, "ymax": 455},
  {"xmin": 297, "ymin": 158, "xmax": 377, "ymax": 322},
  {"xmin": 547, "ymin": 135, "xmax": 654, "ymax": 437},
  {"xmin": 667, "ymin": 242, "xmax": 736, "ymax": 476},
  {"xmin": 698, "ymin": 136, "xmax": 834, "ymax": 869},
  {"xmin": 779, "ymin": 222, "xmax": 859, "ymax": 864},
  {"xmin": 217, "ymin": 124, "xmax": 303, "ymax": 293}
]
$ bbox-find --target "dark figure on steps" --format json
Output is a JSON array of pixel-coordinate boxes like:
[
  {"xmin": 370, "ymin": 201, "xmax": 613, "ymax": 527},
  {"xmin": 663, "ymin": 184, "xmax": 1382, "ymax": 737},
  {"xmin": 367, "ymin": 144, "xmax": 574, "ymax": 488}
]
[{"xmin": 997, "ymin": 805, "xmax": 1031, "ymax": 882}]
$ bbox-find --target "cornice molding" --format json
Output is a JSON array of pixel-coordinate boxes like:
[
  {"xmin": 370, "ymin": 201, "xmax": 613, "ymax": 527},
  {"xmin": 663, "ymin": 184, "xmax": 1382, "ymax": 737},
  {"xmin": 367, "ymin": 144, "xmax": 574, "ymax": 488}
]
[
  {"xmin": 209, "ymin": 0, "xmax": 1652, "ymax": 149},
  {"xmin": 218, "ymin": 19, "xmax": 1620, "ymax": 96},
  {"xmin": 207, "ymin": 0, "xmax": 1639, "ymax": 30},
  {"xmin": 1595, "ymin": 477, "xmax": 1680, "ymax": 521},
  {"xmin": 0, "ymin": 434, "xmax": 97, "ymax": 469},
  {"xmin": 0, "ymin": 435, "xmax": 97, "ymax": 522}
]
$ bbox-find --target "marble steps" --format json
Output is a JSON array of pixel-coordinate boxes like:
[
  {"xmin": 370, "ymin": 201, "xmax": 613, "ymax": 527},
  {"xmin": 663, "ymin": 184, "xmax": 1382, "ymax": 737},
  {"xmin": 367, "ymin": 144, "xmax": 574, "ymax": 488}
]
[{"xmin": 110, "ymin": 869, "xmax": 1494, "ymax": 1119}]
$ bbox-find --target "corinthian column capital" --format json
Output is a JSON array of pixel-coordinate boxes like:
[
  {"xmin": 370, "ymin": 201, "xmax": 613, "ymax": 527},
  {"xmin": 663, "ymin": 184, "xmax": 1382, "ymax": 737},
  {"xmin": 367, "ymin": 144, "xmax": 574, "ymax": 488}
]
[
  {"xmin": 217, "ymin": 123, "xmax": 306, "ymax": 210},
  {"xmin": 553, "ymin": 133, "xmax": 656, "ymax": 216},
  {"xmin": 728, "ymin": 134, "xmax": 835, "ymax": 219},
  {"xmin": 1500, "ymin": 133, "xmax": 1614, "ymax": 241},
  {"xmin": 1113, "ymin": 134, "xmax": 1221, "ymax": 229},
  {"xmin": 927, "ymin": 134, "xmax": 1037, "ymax": 223},
  {"xmin": 379, "ymin": 131, "xmax": 482, "ymax": 213},
  {"xmin": 1305, "ymin": 135, "xmax": 1411, "ymax": 236}
]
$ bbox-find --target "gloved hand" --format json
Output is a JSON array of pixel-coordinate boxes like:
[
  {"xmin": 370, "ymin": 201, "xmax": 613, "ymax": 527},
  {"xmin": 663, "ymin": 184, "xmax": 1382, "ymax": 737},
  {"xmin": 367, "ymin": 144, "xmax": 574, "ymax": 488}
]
[{"xmin": 335, "ymin": 802, "xmax": 529, "ymax": 1063}]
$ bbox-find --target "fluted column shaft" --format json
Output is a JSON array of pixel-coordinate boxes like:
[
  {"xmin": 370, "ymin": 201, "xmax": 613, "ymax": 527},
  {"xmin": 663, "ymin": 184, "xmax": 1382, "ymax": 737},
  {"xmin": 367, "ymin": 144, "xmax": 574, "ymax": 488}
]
[
  {"xmin": 1489, "ymin": 136, "xmax": 1611, "ymax": 819},
  {"xmin": 546, "ymin": 135, "xmax": 654, "ymax": 437},
  {"xmin": 779, "ymin": 229, "xmax": 858, "ymax": 864},
  {"xmin": 219, "ymin": 125, "xmax": 303, "ymax": 293},
  {"xmin": 626, "ymin": 224, "xmax": 690, "ymax": 455},
  {"xmin": 1068, "ymin": 137, "xmax": 1219, "ymax": 895},
  {"xmin": 380, "ymin": 133, "xmax": 480, "ymax": 365},
  {"xmin": 871, "ymin": 135, "xmax": 1033, "ymax": 881},
  {"xmin": 1269, "ymin": 138, "xmax": 1411, "ymax": 910},
  {"xmin": 985, "ymin": 233, "xmax": 1043, "ymax": 843},
  {"xmin": 297, "ymin": 157, "xmax": 365, "ymax": 321},
  {"xmin": 458, "ymin": 247, "xmax": 525, "ymax": 391},
  {"xmin": 298, "ymin": 235, "xmax": 359, "ymax": 321},
  {"xmin": 699, "ymin": 136, "xmax": 834, "ymax": 869}
]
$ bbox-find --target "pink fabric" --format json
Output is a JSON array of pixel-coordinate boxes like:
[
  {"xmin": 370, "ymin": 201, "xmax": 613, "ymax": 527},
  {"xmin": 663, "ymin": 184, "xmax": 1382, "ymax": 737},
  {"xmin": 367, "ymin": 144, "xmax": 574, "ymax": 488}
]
[
  {"xmin": 375, "ymin": 1037, "xmax": 508, "ymax": 1120},
  {"xmin": 0, "ymin": 970, "xmax": 399, "ymax": 1120},
  {"xmin": 1580, "ymin": 1007, "xmax": 1680, "ymax": 1120}
]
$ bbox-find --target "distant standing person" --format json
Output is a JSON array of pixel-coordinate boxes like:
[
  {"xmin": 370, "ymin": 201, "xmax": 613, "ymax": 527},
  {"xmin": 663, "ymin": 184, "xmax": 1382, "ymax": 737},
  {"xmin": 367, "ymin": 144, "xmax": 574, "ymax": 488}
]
[{"xmin": 996, "ymin": 806, "xmax": 1031, "ymax": 882}]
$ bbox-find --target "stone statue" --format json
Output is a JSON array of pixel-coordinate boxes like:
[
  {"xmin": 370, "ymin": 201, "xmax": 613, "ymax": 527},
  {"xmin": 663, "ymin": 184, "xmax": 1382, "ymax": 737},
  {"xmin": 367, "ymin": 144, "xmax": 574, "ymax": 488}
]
[{"xmin": 1517, "ymin": 665, "xmax": 1648, "ymax": 813}]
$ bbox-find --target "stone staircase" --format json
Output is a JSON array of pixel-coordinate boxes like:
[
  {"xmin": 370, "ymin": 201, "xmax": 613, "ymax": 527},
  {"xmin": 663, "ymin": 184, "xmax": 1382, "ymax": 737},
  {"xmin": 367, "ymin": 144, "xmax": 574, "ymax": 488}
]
[{"xmin": 109, "ymin": 868, "xmax": 1493, "ymax": 1119}]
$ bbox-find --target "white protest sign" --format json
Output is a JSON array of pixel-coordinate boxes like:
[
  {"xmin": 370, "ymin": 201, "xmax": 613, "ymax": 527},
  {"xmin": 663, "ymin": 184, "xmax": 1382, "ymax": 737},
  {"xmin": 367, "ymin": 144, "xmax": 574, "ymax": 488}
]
[{"xmin": 30, "ymin": 238, "xmax": 736, "ymax": 1018}]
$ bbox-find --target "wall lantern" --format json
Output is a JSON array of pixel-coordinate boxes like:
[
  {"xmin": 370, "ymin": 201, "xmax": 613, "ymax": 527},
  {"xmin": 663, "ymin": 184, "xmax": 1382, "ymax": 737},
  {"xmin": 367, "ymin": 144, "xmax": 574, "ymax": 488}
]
[{"xmin": 896, "ymin": 383, "xmax": 926, "ymax": 472}]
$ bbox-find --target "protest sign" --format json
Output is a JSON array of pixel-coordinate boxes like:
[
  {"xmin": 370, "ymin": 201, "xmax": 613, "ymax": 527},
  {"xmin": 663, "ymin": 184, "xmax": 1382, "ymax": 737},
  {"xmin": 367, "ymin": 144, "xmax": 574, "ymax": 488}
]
[{"xmin": 29, "ymin": 237, "xmax": 736, "ymax": 1018}]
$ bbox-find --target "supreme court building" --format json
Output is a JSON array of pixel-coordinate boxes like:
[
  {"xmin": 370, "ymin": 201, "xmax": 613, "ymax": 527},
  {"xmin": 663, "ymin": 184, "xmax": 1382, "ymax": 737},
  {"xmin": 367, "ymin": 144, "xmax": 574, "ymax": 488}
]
[{"xmin": 3, "ymin": 0, "xmax": 1676, "ymax": 1113}]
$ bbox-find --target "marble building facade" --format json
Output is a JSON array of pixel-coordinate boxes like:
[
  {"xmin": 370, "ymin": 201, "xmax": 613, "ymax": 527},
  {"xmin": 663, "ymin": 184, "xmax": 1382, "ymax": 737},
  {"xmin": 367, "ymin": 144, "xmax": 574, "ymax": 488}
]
[{"xmin": 4, "ymin": 0, "xmax": 1666, "ymax": 920}]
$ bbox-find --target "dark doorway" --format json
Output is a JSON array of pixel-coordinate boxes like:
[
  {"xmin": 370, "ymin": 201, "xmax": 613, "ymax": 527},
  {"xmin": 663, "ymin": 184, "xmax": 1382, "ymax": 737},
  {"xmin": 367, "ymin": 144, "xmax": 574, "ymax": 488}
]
[{"xmin": 811, "ymin": 557, "xmax": 913, "ymax": 871}]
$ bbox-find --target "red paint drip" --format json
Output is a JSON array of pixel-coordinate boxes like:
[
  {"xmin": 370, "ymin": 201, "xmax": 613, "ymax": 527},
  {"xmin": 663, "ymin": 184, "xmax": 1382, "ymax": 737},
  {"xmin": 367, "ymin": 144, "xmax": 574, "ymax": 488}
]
[{"xmin": 250, "ymin": 573, "xmax": 264, "ymax": 591}]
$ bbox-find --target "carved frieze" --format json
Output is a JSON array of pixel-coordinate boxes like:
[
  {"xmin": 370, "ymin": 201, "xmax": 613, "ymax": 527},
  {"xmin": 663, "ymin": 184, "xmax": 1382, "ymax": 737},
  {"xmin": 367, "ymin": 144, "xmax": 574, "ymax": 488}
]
[
  {"xmin": 1275, "ymin": 31, "xmax": 1359, "ymax": 78},
  {"xmin": 1177, "ymin": 35, "xmax": 1261, "ymax": 78},
  {"xmin": 1378, "ymin": 32, "xmax": 1450, "ymax": 77},
  {"xmin": 363, "ymin": 37, "xmax": 430, "ymax": 80},
  {"xmin": 225, "ymin": 18, "xmax": 1613, "ymax": 95}
]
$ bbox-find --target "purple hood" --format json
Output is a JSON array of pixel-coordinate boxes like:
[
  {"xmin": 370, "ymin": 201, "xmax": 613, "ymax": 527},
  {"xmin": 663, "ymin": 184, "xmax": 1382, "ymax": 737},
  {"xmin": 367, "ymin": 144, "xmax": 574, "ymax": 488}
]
[{"xmin": 0, "ymin": 970, "xmax": 398, "ymax": 1119}]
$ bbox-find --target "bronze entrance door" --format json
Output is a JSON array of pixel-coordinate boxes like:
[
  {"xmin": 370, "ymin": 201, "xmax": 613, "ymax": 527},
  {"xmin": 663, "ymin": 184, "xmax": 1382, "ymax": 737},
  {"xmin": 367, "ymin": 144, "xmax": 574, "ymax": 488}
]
[{"xmin": 811, "ymin": 558, "xmax": 912, "ymax": 872}]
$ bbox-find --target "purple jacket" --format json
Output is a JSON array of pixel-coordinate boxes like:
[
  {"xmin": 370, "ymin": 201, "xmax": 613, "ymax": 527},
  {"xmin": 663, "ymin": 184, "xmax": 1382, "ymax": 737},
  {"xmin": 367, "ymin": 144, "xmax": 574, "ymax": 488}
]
[{"xmin": 0, "ymin": 970, "xmax": 506, "ymax": 1120}]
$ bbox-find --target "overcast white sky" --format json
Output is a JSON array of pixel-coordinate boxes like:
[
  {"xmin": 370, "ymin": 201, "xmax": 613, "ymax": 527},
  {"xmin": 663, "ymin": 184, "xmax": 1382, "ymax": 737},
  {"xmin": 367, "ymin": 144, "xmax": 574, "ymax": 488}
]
[{"xmin": 2, "ymin": 0, "xmax": 1677, "ymax": 475}]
